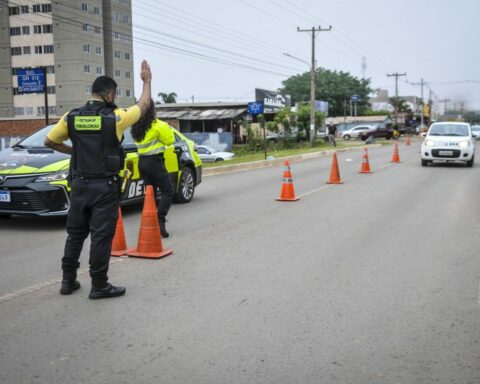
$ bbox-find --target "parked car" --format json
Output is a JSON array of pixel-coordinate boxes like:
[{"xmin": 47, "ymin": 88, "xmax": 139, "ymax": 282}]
[
  {"xmin": 196, "ymin": 145, "xmax": 234, "ymax": 162},
  {"xmin": 341, "ymin": 125, "xmax": 374, "ymax": 140},
  {"xmin": 0, "ymin": 125, "xmax": 202, "ymax": 217},
  {"xmin": 421, "ymin": 122, "xmax": 476, "ymax": 167},
  {"xmin": 359, "ymin": 125, "xmax": 393, "ymax": 140}
]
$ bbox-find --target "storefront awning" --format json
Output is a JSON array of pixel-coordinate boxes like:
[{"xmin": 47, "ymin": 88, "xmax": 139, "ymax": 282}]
[{"xmin": 157, "ymin": 108, "xmax": 246, "ymax": 120}]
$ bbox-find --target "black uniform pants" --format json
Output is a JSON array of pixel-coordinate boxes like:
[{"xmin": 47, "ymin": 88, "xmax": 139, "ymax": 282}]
[
  {"xmin": 62, "ymin": 177, "xmax": 120, "ymax": 288},
  {"xmin": 138, "ymin": 154, "xmax": 173, "ymax": 223}
]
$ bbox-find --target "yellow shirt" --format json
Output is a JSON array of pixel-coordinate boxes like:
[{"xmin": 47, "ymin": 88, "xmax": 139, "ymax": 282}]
[{"xmin": 47, "ymin": 101, "xmax": 141, "ymax": 144}]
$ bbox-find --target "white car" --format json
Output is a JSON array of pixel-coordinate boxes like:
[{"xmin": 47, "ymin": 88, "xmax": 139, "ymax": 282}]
[
  {"xmin": 341, "ymin": 125, "xmax": 374, "ymax": 140},
  {"xmin": 196, "ymin": 145, "xmax": 235, "ymax": 162},
  {"xmin": 421, "ymin": 122, "xmax": 476, "ymax": 167}
]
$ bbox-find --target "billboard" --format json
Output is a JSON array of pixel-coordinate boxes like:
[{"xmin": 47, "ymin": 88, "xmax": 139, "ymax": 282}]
[{"xmin": 255, "ymin": 88, "xmax": 291, "ymax": 113}]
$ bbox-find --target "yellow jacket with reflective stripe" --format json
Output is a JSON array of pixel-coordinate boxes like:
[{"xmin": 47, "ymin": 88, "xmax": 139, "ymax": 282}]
[{"xmin": 134, "ymin": 119, "xmax": 175, "ymax": 155}]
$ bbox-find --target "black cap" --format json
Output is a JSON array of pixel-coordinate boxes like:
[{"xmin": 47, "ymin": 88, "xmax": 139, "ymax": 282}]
[{"xmin": 91, "ymin": 76, "xmax": 117, "ymax": 94}]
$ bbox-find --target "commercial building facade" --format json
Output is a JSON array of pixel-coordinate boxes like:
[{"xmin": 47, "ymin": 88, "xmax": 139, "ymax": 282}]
[{"xmin": 0, "ymin": 0, "xmax": 134, "ymax": 122}]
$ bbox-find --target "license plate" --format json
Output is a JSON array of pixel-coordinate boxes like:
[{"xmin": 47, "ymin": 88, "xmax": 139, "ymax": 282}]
[
  {"xmin": 0, "ymin": 190, "xmax": 11, "ymax": 203},
  {"xmin": 438, "ymin": 150, "xmax": 453, "ymax": 156}
]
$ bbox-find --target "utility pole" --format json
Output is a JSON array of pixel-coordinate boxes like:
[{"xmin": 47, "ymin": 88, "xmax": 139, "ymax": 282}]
[
  {"xmin": 438, "ymin": 99, "xmax": 451, "ymax": 115},
  {"xmin": 297, "ymin": 25, "xmax": 332, "ymax": 145},
  {"xmin": 420, "ymin": 78, "xmax": 424, "ymax": 128},
  {"xmin": 387, "ymin": 72, "xmax": 406, "ymax": 126}
]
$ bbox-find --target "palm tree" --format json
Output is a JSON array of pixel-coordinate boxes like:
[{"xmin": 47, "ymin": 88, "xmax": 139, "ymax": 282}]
[{"xmin": 157, "ymin": 92, "xmax": 177, "ymax": 104}]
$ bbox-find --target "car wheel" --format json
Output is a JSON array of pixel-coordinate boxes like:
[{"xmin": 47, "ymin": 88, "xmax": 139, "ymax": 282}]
[
  {"xmin": 421, "ymin": 159, "xmax": 429, "ymax": 166},
  {"xmin": 215, "ymin": 158, "xmax": 224, "ymax": 162},
  {"xmin": 466, "ymin": 156, "xmax": 474, "ymax": 167},
  {"xmin": 343, "ymin": 134, "xmax": 350, "ymax": 140},
  {"xmin": 174, "ymin": 166, "xmax": 195, "ymax": 203}
]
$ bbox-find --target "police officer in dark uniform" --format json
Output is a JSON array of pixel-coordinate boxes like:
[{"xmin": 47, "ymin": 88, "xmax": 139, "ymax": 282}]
[{"xmin": 45, "ymin": 60, "xmax": 152, "ymax": 299}]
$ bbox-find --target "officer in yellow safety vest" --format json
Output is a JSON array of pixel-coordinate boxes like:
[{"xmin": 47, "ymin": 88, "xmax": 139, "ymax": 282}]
[{"xmin": 131, "ymin": 100, "xmax": 175, "ymax": 237}]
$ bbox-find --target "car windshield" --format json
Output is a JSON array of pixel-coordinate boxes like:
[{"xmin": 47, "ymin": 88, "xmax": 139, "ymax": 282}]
[
  {"xmin": 202, "ymin": 146, "xmax": 218, "ymax": 153},
  {"xmin": 429, "ymin": 124, "xmax": 469, "ymax": 137},
  {"xmin": 16, "ymin": 125, "xmax": 72, "ymax": 148}
]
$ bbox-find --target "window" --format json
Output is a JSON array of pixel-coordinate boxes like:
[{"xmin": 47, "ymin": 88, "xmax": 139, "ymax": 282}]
[
  {"xmin": 25, "ymin": 107, "xmax": 34, "ymax": 115},
  {"xmin": 94, "ymin": 26, "xmax": 101, "ymax": 34},
  {"xmin": 13, "ymin": 88, "xmax": 20, "ymax": 95},
  {"xmin": 41, "ymin": 4, "xmax": 52, "ymax": 12},
  {"xmin": 124, "ymin": 52, "xmax": 131, "ymax": 60},
  {"xmin": 83, "ymin": 44, "xmax": 91, "ymax": 53},
  {"xmin": 93, "ymin": 6, "xmax": 100, "ymax": 15},
  {"xmin": 22, "ymin": 26, "xmax": 30, "ymax": 35},
  {"xmin": 113, "ymin": 12, "xmax": 120, "ymax": 21},
  {"xmin": 96, "ymin": 67, "xmax": 103, "ymax": 75},
  {"xmin": 14, "ymin": 107, "xmax": 25, "ymax": 116},
  {"xmin": 125, "ymin": 71, "xmax": 131, "ymax": 79},
  {"xmin": 8, "ymin": 7, "xmax": 19, "ymax": 15},
  {"xmin": 81, "ymin": 3, "xmax": 88, "ymax": 11},
  {"xmin": 47, "ymin": 86, "xmax": 56, "ymax": 94},
  {"xmin": 84, "ymin": 65, "xmax": 91, "ymax": 74},
  {"xmin": 37, "ymin": 106, "xmax": 45, "ymax": 115},
  {"xmin": 32, "ymin": 4, "xmax": 41, "ymax": 12},
  {"xmin": 126, "ymin": 89, "xmax": 131, "ymax": 97},
  {"xmin": 123, "ymin": 34, "xmax": 130, "ymax": 42},
  {"xmin": 95, "ymin": 47, "xmax": 102, "ymax": 55},
  {"xmin": 114, "ymin": 31, "xmax": 120, "ymax": 40},
  {"xmin": 123, "ymin": 15, "xmax": 130, "ymax": 24},
  {"xmin": 85, "ymin": 85, "xmax": 91, "ymax": 93},
  {"xmin": 20, "ymin": 5, "xmax": 29, "ymax": 14},
  {"xmin": 10, "ymin": 27, "xmax": 21, "ymax": 36},
  {"xmin": 116, "ymin": 88, "xmax": 122, "ymax": 96},
  {"xmin": 44, "ymin": 45, "xmax": 54, "ymax": 54},
  {"xmin": 43, "ymin": 24, "xmax": 53, "ymax": 33},
  {"xmin": 46, "ymin": 65, "xmax": 55, "ymax": 74},
  {"xmin": 23, "ymin": 46, "xmax": 31, "ymax": 55},
  {"xmin": 114, "ymin": 50, "xmax": 120, "ymax": 59},
  {"xmin": 34, "ymin": 25, "xmax": 42, "ymax": 34},
  {"xmin": 83, "ymin": 24, "xmax": 91, "ymax": 32},
  {"xmin": 11, "ymin": 47, "xmax": 22, "ymax": 56},
  {"xmin": 114, "ymin": 69, "xmax": 121, "ymax": 77},
  {"xmin": 34, "ymin": 45, "xmax": 43, "ymax": 54}
]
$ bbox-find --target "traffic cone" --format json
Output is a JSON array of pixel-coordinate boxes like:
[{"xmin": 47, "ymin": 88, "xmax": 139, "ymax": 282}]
[
  {"xmin": 277, "ymin": 160, "xmax": 299, "ymax": 201},
  {"xmin": 405, "ymin": 135, "xmax": 411, "ymax": 145},
  {"xmin": 391, "ymin": 142, "xmax": 401, "ymax": 163},
  {"xmin": 359, "ymin": 147, "xmax": 372, "ymax": 174},
  {"xmin": 127, "ymin": 185, "xmax": 172, "ymax": 259},
  {"xmin": 111, "ymin": 207, "xmax": 134, "ymax": 257},
  {"xmin": 326, "ymin": 151, "xmax": 343, "ymax": 184}
]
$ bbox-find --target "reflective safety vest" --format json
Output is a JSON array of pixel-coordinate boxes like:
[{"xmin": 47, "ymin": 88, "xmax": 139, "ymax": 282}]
[
  {"xmin": 67, "ymin": 102, "xmax": 124, "ymax": 178},
  {"xmin": 135, "ymin": 119, "xmax": 175, "ymax": 156}
]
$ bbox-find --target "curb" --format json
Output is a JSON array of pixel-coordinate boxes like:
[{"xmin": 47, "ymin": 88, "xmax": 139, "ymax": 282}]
[{"xmin": 203, "ymin": 144, "xmax": 384, "ymax": 177}]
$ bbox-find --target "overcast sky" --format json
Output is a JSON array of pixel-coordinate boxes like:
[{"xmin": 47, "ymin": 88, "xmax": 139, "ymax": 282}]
[{"xmin": 131, "ymin": 0, "xmax": 480, "ymax": 113}]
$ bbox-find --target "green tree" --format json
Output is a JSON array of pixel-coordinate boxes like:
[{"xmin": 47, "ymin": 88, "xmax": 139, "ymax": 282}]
[
  {"xmin": 157, "ymin": 92, "xmax": 177, "ymax": 104},
  {"xmin": 295, "ymin": 103, "xmax": 325, "ymax": 140},
  {"xmin": 389, "ymin": 97, "xmax": 412, "ymax": 113},
  {"xmin": 280, "ymin": 68, "xmax": 372, "ymax": 116}
]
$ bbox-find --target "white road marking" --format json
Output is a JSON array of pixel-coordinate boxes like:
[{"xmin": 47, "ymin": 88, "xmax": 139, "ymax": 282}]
[
  {"xmin": 477, "ymin": 280, "xmax": 480, "ymax": 306},
  {"xmin": 0, "ymin": 258, "xmax": 126, "ymax": 304}
]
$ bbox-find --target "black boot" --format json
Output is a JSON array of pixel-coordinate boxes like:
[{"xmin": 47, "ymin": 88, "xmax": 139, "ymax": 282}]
[
  {"xmin": 89, "ymin": 283, "xmax": 126, "ymax": 300},
  {"xmin": 160, "ymin": 221, "xmax": 169, "ymax": 238},
  {"xmin": 60, "ymin": 280, "xmax": 81, "ymax": 295}
]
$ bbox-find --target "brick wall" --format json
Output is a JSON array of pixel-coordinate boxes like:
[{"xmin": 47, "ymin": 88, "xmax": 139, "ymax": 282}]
[{"xmin": 0, "ymin": 119, "xmax": 58, "ymax": 137}]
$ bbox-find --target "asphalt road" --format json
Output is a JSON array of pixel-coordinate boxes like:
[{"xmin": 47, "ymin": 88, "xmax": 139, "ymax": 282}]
[{"xmin": 1, "ymin": 141, "xmax": 479, "ymax": 384}]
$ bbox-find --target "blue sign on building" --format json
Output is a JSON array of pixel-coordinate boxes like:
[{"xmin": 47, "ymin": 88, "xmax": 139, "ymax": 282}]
[
  {"xmin": 247, "ymin": 101, "xmax": 264, "ymax": 115},
  {"xmin": 351, "ymin": 95, "xmax": 360, "ymax": 102},
  {"xmin": 17, "ymin": 68, "xmax": 45, "ymax": 94}
]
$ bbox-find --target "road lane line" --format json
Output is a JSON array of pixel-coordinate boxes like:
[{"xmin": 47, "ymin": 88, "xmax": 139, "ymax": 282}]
[
  {"xmin": 477, "ymin": 280, "xmax": 480, "ymax": 306},
  {"xmin": 0, "ymin": 258, "xmax": 126, "ymax": 305}
]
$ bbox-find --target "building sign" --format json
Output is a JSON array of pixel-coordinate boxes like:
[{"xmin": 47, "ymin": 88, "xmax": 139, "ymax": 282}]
[
  {"xmin": 315, "ymin": 100, "xmax": 329, "ymax": 113},
  {"xmin": 247, "ymin": 101, "xmax": 264, "ymax": 115},
  {"xmin": 255, "ymin": 88, "xmax": 291, "ymax": 113},
  {"xmin": 17, "ymin": 68, "xmax": 45, "ymax": 94}
]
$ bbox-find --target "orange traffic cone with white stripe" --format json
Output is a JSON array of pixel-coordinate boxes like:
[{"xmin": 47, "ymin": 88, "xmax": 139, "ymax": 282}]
[
  {"xmin": 277, "ymin": 160, "xmax": 299, "ymax": 201},
  {"xmin": 327, "ymin": 151, "xmax": 343, "ymax": 184},
  {"xmin": 391, "ymin": 142, "xmax": 401, "ymax": 163},
  {"xmin": 359, "ymin": 147, "xmax": 372, "ymax": 174},
  {"xmin": 111, "ymin": 207, "xmax": 134, "ymax": 256},
  {"xmin": 127, "ymin": 185, "xmax": 172, "ymax": 259}
]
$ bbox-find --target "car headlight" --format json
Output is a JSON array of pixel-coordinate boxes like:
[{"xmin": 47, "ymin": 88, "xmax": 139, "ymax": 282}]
[
  {"xmin": 424, "ymin": 139, "xmax": 435, "ymax": 147},
  {"xmin": 35, "ymin": 170, "xmax": 69, "ymax": 182},
  {"xmin": 458, "ymin": 140, "xmax": 470, "ymax": 148}
]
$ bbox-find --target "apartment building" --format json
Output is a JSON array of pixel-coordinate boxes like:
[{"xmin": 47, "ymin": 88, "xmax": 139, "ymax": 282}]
[{"xmin": 0, "ymin": 0, "xmax": 135, "ymax": 121}]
